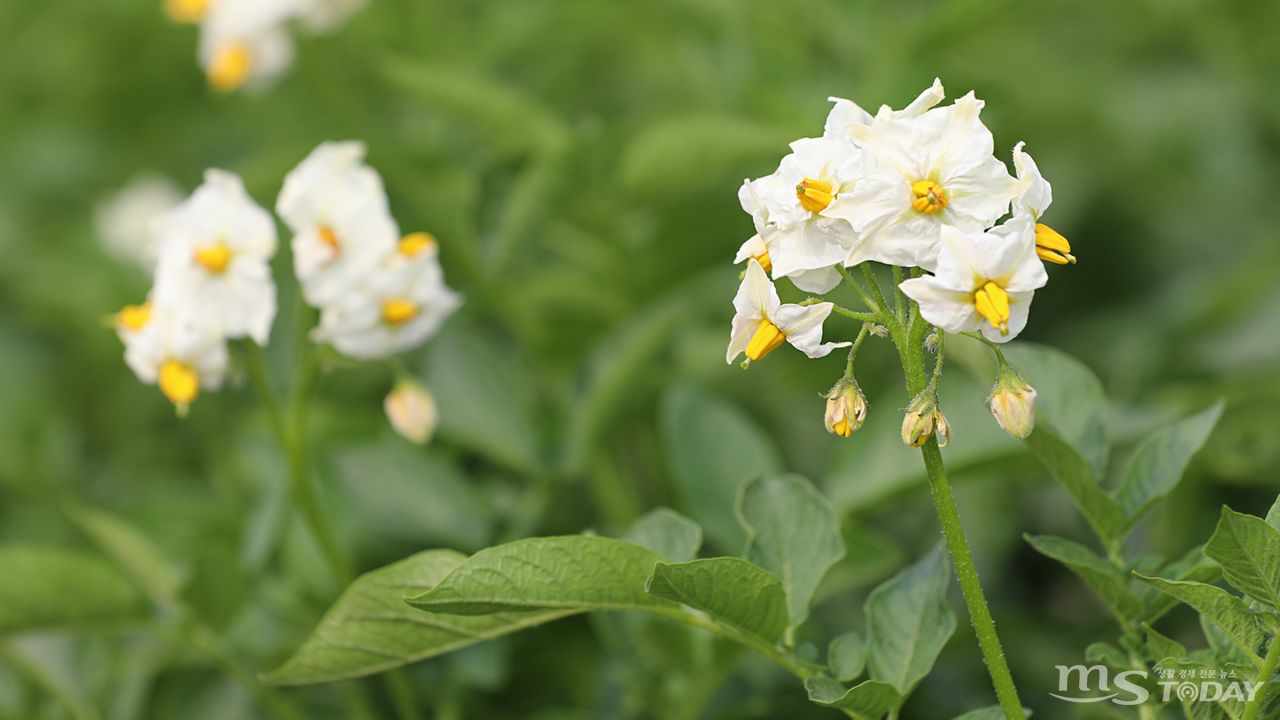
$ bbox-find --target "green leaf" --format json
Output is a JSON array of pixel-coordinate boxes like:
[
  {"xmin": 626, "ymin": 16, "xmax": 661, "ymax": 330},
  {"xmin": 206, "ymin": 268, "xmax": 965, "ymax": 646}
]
[
  {"xmin": 644, "ymin": 558, "xmax": 788, "ymax": 644},
  {"xmin": 660, "ymin": 383, "xmax": 782, "ymax": 551},
  {"xmin": 951, "ymin": 706, "xmax": 1034, "ymax": 720},
  {"xmin": 1003, "ymin": 343, "xmax": 1109, "ymax": 476},
  {"xmin": 1114, "ymin": 401, "xmax": 1224, "ymax": 526},
  {"xmin": 1144, "ymin": 623, "xmax": 1189, "ymax": 662},
  {"xmin": 423, "ymin": 329, "xmax": 543, "ymax": 474},
  {"xmin": 333, "ymin": 441, "xmax": 494, "ymax": 552},
  {"xmin": 865, "ymin": 546, "xmax": 957, "ymax": 696},
  {"xmin": 804, "ymin": 677, "xmax": 900, "ymax": 719},
  {"xmin": 264, "ymin": 550, "xmax": 576, "ymax": 685},
  {"xmin": 1132, "ymin": 574, "xmax": 1264, "ymax": 667},
  {"xmin": 828, "ymin": 631, "xmax": 868, "ymax": 682},
  {"xmin": 64, "ymin": 503, "xmax": 183, "ymax": 612},
  {"xmin": 1140, "ymin": 544, "xmax": 1220, "ymax": 622},
  {"xmin": 1205, "ymin": 507, "xmax": 1280, "ymax": 611},
  {"xmin": 1025, "ymin": 534, "xmax": 1142, "ymax": 624},
  {"xmin": 0, "ymin": 546, "xmax": 147, "ymax": 632},
  {"xmin": 1201, "ymin": 613, "xmax": 1254, "ymax": 668},
  {"xmin": 737, "ymin": 474, "xmax": 844, "ymax": 629},
  {"xmin": 406, "ymin": 536, "xmax": 674, "ymax": 615},
  {"xmin": 1086, "ymin": 642, "xmax": 1138, "ymax": 671},
  {"xmin": 617, "ymin": 114, "xmax": 790, "ymax": 202},
  {"xmin": 1266, "ymin": 494, "xmax": 1280, "ymax": 533},
  {"xmin": 623, "ymin": 508, "xmax": 703, "ymax": 563},
  {"xmin": 1025, "ymin": 426, "xmax": 1126, "ymax": 546}
]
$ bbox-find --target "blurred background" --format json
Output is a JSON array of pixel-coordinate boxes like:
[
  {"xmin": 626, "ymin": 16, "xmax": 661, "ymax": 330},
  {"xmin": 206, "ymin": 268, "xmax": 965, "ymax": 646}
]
[{"xmin": 1, "ymin": 0, "xmax": 1279, "ymax": 718}]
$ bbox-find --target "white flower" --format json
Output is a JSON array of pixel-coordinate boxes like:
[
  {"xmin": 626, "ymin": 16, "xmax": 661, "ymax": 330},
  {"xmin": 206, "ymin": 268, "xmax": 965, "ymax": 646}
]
[
  {"xmin": 734, "ymin": 177, "xmax": 839, "ymax": 294},
  {"xmin": 384, "ymin": 378, "xmax": 438, "ymax": 445},
  {"xmin": 119, "ymin": 302, "xmax": 229, "ymax": 415},
  {"xmin": 198, "ymin": 0, "xmax": 298, "ymax": 92},
  {"xmin": 295, "ymin": 0, "xmax": 369, "ymax": 32},
  {"xmin": 276, "ymin": 141, "xmax": 400, "ymax": 307},
  {"xmin": 151, "ymin": 169, "xmax": 278, "ymax": 346},
  {"xmin": 897, "ymin": 219, "xmax": 1048, "ymax": 343},
  {"xmin": 836, "ymin": 92, "xmax": 1017, "ymax": 271},
  {"xmin": 823, "ymin": 78, "xmax": 945, "ymax": 139},
  {"xmin": 726, "ymin": 259, "xmax": 848, "ymax": 364},
  {"xmin": 1012, "ymin": 141, "xmax": 1052, "ymax": 220},
  {"xmin": 94, "ymin": 175, "xmax": 184, "ymax": 269},
  {"xmin": 737, "ymin": 138, "xmax": 863, "ymax": 293},
  {"xmin": 311, "ymin": 238, "xmax": 462, "ymax": 360}
]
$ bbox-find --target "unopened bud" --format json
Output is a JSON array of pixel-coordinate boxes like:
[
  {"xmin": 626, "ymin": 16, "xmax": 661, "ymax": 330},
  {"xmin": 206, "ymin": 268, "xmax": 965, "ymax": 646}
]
[
  {"xmin": 869, "ymin": 324, "xmax": 889, "ymax": 338},
  {"xmin": 902, "ymin": 392, "xmax": 940, "ymax": 447},
  {"xmin": 384, "ymin": 379, "xmax": 438, "ymax": 445},
  {"xmin": 823, "ymin": 378, "xmax": 867, "ymax": 438},
  {"xmin": 925, "ymin": 330, "xmax": 941, "ymax": 353},
  {"xmin": 988, "ymin": 366, "xmax": 1036, "ymax": 439}
]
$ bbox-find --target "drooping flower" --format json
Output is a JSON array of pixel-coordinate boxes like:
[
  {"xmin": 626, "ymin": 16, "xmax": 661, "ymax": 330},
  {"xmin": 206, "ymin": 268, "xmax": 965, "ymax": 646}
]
[
  {"xmin": 897, "ymin": 219, "xmax": 1048, "ymax": 343},
  {"xmin": 823, "ymin": 377, "xmax": 867, "ymax": 438},
  {"xmin": 94, "ymin": 174, "xmax": 184, "ymax": 269},
  {"xmin": 151, "ymin": 169, "xmax": 278, "ymax": 346},
  {"xmin": 198, "ymin": 0, "xmax": 298, "ymax": 92},
  {"xmin": 823, "ymin": 78, "xmax": 946, "ymax": 139},
  {"xmin": 836, "ymin": 92, "xmax": 1018, "ymax": 271},
  {"xmin": 1012, "ymin": 141, "xmax": 1076, "ymax": 266},
  {"xmin": 384, "ymin": 378, "xmax": 438, "ymax": 445},
  {"xmin": 901, "ymin": 391, "xmax": 950, "ymax": 448},
  {"xmin": 726, "ymin": 259, "xmax": 848, "ymax": 364},
  {"xmin": 988, "ymin": 364, "xmax": 1036, "ymax": 439},
  {"xmin": 118, "ymin": 302, "xmax": 229, "ymax": 416},
  {"xmin": 276, "ymin": 141, "xmax": 401, "ymax": 307},
  {"xmin": 311, "ymin": 236, "xmax": 462, "ymax": 360}
]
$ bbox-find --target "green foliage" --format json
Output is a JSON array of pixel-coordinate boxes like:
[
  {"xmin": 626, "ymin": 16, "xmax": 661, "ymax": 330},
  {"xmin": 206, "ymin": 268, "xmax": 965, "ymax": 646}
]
[
  {"xmin": 827, "ymin": 631, "xmax": 868, "ymax": 683},
  {"xmin": 863, "ymin": 546, "xmax": 957, "ymax": 698},
  {"xmin": 1114, "ymin": 401, "xmax": 1226, "ymax": 529},
  {"xmin": 1205, "ymin": 507, "xmax": 1280, "ymax": 611},
  {"xmin": 803, "ymin": 677, "xmax": 901, "ymax": 719},
  {"xmin": 1025, "ymin": 535, "xmax": 1142, "ymax": 624},
  {"xmin": 0, "ymin": 546, "xmax": 148, "ymax": 632},
  {"xmin": 622, "ymin": 507, "xmax": 703, "ymax": 563},
  {"xmin": 645, "ymin": 558, "xmax": 789, "ymax": 644}
]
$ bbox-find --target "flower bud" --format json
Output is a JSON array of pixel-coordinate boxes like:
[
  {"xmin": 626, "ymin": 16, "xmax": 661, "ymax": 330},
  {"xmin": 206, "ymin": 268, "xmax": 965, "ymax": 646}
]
[
  {"xmin": 823, "ymin": 378, "xmax": 867, "ymax": 438},
  {"xmin": 384, "ymin": 379, "xmax": 438, "ymax": 445},
  {"xmin": 987, "ymin": 366, "xmax": 1036, "ymax": 439},
  {"xmin": 901, "ymin": 392, "xmax": 939, "ymax": 447}
]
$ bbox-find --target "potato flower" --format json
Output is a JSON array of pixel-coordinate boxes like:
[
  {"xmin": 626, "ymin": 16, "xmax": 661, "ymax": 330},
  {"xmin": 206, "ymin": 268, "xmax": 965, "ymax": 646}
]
[
  {"xmin": 823, "ymin": 78, "xmax": 945, "ymax": 139},
  {"xmin": 118, "ymin": 302, "xmax": 229, "ymax": 416},
  {"xmin": 726, "ymin": 260, "xmax": 847, "ymax": 364},
  {"xmin": 94, "ymin": 174, "xmax": 184, "ymax": 269},
  {"xmin": 198, "ymin": 0, "xmax": 297, "ymax": 92},
  {"xmin": 1012, "ymin": 142, "xmax": 1076, "ymax": 266}
]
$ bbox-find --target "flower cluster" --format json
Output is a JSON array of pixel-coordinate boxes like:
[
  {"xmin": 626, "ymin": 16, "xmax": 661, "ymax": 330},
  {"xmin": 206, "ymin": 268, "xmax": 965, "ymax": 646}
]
[
  {"xmin": 113, "ymin": 142, "xmax": 460, "ymax": 443},
  {"xmin": 165, "ymin": 0, "xmax": 369, "ymax": 92},
  {"xmin": 115, "ymin": 170, "xmax": 279, "ymax": 415},
  {"xmin": 727, "ymin": 79, "xmax": 1074, "ymax": 443}
]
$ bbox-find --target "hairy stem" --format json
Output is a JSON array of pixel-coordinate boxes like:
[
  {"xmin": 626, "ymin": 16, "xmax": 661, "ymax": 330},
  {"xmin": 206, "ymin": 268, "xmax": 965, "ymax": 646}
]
[
  {"xmin": 836, "ymin": 264, "xmax": 883, "ymax": 318},
  {"xmin": 1243, "ymin": 635, "xmax": 1280, "ymax": 720}
]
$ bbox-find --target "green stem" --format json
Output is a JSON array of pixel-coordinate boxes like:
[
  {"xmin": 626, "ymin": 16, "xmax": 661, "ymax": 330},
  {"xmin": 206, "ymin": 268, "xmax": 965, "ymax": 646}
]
[
  {"xmin": 1243, "ymin": 635, "xmax": 1280, "ymax": 720},
  {"xmin": 386, "ymin": 667, "xmax": 422, "ymax": 720},
  {"xmin": 831, "ymin": 305, "xmax": 881, "ymax": 323},
  {"xmin": 835, "ymin": 265, "xmax": 883, "ymax": 317},
  {"xmin": 892, "ymin": 266, "xmax": 906, "ymax": 324},
  {"xmin": 0, "ymin": 641, "xmax": 100, "ymax": 720},
  {"xmin": 649, "ymin": 608, "xmax": 819, "ymax": 681},
  {"xmin": 861, "ymin": 264, "xmax": 891, "ymax": 321},
  {"xmin": 844, "ymin": 324, "xmax": 871, "ymax": 380}
]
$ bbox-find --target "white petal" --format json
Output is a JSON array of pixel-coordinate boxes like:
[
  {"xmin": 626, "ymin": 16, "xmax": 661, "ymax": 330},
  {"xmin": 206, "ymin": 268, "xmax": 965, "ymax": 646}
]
[
  {"xmin": 899, "ymin": 276, "xmax": 980, "ymax": 334},
  {"xmin": 824, "ymin": 97, "xmax": 875, "ymax": 139},
  {"xmin": 980, "ymin": 290, "xmax": 1034, "ymax": 343},
  {"xmin": 895, "ymin": 78, "xmax": 946, "ymax": 120},
  {"xmin": 786, "ymin": 266, "xmax": 841, "ymax": 294},
  {"xmin": 772, "ymin": 302, "xmax": 849, "ymax": 358},
  {"xmin": 734, "ymin": 234, "xmax": 768, "ymax": 265},
  {"xmin": 1012, "ymin": 141, "xmax": 1053, "ymax": 220}
]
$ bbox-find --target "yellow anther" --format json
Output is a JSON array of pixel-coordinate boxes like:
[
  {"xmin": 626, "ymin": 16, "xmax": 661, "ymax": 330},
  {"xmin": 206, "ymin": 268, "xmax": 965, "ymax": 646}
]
[
  {"xmin": 208, "ymin": 44, "xmax": 252, "ymax": 92},
  {"xmin": 745, "ymin": 319, "xmax": 787, "ymax": 361},
  {"xmin": 194, "ymin": 243, "xmax": 232, "ymax": 274},
  {"xmin": 318, "ymin": 226, "xmax": 340, "ymax": 253},
  {"xmin": 382, "ymin": 299, "xmax": 420, "ymax": 326},
  {"xmin": 159, "ymin": 359, "xmax": 199, "ymax": 416},
  {"xmin": 974, "ymin": 281, "xmax": 1011, "ymax": 335},
  {"xmin": 753, "ymin": 250, "xmax": 773, "ymax": 273},
  {"xmin": 796, "ymin": 178, "xmax": 835, "ymax": 213},
  {"xmin": 832, "ymin": 417, "xmax": 852, "ymax": 438},
  {"xmin": 165, "ymin": 0, "xmax": 210, "ymax": 23},
  {"xmin": 1035, "ymin": 224, "xmax": 1076, "ymax": 265},
  {"xmin": 398, "ymin": 232, "xmax": 437, "ymax": 257},
  {"xmin": 911, "ymin": 180, "xmax": 948, "ymax": 214},
  {"xmin": 117, "ymin": 303, "xmax": 152, "ymax": 331}
]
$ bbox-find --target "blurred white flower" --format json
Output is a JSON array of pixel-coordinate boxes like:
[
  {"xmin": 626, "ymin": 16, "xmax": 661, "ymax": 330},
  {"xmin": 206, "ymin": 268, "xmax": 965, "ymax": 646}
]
[
  {"xmin": 838, "ymin": 92, "xmax": 1018, "ymax": 271},
  {"xmin": 384, "ymin": 378, "xmax": 438, "ymax": 444},
  {"xmin": 823, "ymin": 78, "xmax": 945, "ymax": 139},
  {"xmin": 311, "ymin": 237, "xmax": 461, "ymax": 359},
  {"xmin": 295, "ymin": 0, "xmax": 369, "ymax": 32},
  {"xmin": 726, "ymin": 259, "xmax": 847, "ymax": 364},
  {"xmin": 118, "ymin": 302, "xmax": 229, "ymax": 416},
  {"xmin": 151, "ymin": 169, "xmax": 279, "ymax": 346},
  {"xmin": 198, "ymin": 0, "xmax": 298, "ymax": 92},
  {"xmin": 94, "ymin": 175, "xmax": 184, "ymax": 269},
  {"xmin": 898, "ymin": 219, "xmax": 1048, "ymax": 343},
  {"xmin": 276, "ymin": 141, "xmax": 400, "ymax": 307}
]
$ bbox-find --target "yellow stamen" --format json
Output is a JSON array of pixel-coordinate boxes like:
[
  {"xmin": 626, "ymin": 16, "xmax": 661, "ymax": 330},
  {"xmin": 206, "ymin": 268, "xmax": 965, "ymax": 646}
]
[
  {"xmin": 796, "ymin": 178, "xmax": 835, "ymax": 213},
  {"xmin": 832, "ymin": 417, "xmax": 852, "ymax": 438},
  {"xmin": 911, "ymin": 180, "xmax": 948, "ymax": 214},
  {"xmin": 194, "ymin": 243, "xmax": 231, "ymax": 274},
  {"xmin": 159, "ymin": 359, "xmax": 199, "ymax": 416},
  {"xmin": 208, "ymin": 44, "xmax": 252, "ymax": 92},
  {"xmin": 382, "ymin": 299, "xmax": 420, "ymax": 326},
  {"xmin": 318, "ymin": 226, "xmax": 340, "ymax": 253},
  {"xmin": 745, "ymin": 319, "xmax": 787, "ymax": 361},
  {"xmin": 1035, "ymin": 224, "xmax": 1076, "ymax": 265},
  {"xmin": 165, "ymin": 0, "xmax": 210, "ymax": 23},
  {"xmin": 753, "ymin": 250, "xmax": 773, "ymax": 273},
  {"xmin": 398, "ymin": 232, "xmax": 437, "ymax": 257},
  {"xmin": 973, "ymin": 281, "xmax": 1011, "ymax": 335},
  {"xmin": 117, "ymin": 303, "xmax": 152, "ymax": 331}
]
